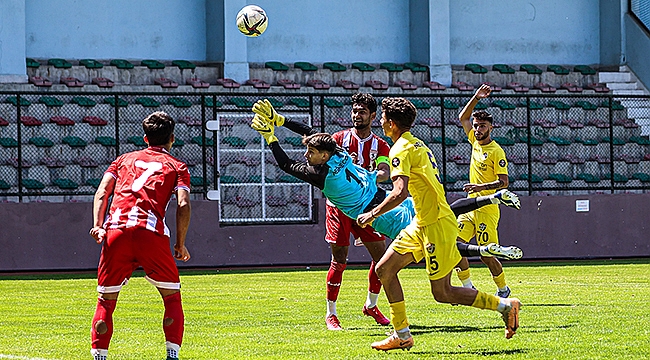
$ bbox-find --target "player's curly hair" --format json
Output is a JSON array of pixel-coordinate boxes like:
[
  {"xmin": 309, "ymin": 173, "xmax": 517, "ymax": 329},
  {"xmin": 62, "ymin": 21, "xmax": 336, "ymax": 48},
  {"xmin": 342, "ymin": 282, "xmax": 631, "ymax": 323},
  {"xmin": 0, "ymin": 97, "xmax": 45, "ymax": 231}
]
[
  {"xmin": 143, "ymin": 111, "xmax": 175, "ymax": 146},
  {"xmin": 302, "ymin": 133, "xmax": 337, "ymax": 153},
  {"xmin": 351, "ymin": 92, "xmax": 377, "ymax": 114},
  {"xmin": 381, "ymin": 97, "xmax": 417, "ymax": 129},
  {"xmin": 472, "ymin": 110, "xmax": 493, "ymax": 123}
]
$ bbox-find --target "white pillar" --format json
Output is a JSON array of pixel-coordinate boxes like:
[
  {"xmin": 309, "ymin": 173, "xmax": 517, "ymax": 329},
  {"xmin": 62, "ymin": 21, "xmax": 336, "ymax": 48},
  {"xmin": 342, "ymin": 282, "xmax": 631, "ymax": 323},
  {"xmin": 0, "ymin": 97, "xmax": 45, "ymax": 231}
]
[
  {"xmin": 429, "ymin": 0, "xmax": 451, "ymax": 85},
  {"xmin": 0, "ymin": 0, "xmax": 27, "ymax": 83},
  {"xmin": 223, "ymin": 0, "xmax": 249, "ymax": 82}
]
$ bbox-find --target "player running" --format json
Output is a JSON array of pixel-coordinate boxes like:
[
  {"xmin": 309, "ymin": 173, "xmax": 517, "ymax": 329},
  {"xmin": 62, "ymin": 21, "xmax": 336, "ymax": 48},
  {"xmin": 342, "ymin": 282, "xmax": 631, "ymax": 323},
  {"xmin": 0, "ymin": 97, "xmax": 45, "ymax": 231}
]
[
  {"xmin": 254, "ymin": 94, "xmax": 392, "ymax": 330},
  {"xmin": 89, "ymin": 111, "xmax": 191, "ymax": 360},
  {"xmin": 356, "ymin": 97, "xmax": 520, "ymax": 351},
  {"xmin": 455, "ymin": 84, "xmax": 516, "ymax": 298}
]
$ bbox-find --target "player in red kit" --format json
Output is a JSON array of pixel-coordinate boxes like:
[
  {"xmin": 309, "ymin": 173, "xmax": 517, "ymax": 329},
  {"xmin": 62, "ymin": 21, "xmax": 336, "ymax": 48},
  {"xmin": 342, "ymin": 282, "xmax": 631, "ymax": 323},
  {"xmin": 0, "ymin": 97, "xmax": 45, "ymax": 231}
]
[
  {"xmin": 89, "ymin": 111, "xmax": 191, "ymax": 360},
  {"xmin": 254, "ymin": 93, "xmax": 391, "ymax": 330},
  {"xmin": 325, "ymin": 93, "xmax": 392, "ymax": 329}
]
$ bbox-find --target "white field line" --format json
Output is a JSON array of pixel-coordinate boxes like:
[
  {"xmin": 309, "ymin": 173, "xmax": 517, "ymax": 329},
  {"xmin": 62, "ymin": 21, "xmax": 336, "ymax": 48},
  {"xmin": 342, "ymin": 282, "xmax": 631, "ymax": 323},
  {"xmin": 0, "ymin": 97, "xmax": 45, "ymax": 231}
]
[{"xmin": 0, "ymin": 355, "xmax": 53, "ymax": 360}]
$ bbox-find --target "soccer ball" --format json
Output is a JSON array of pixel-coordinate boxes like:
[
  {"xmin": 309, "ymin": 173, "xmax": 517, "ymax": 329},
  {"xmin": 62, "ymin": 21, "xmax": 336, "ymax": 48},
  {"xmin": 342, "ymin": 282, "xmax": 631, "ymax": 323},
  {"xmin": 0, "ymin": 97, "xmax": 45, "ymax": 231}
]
[{"xmin": 236, "ymin": 5, "xmax": 268, "ymax": 37}]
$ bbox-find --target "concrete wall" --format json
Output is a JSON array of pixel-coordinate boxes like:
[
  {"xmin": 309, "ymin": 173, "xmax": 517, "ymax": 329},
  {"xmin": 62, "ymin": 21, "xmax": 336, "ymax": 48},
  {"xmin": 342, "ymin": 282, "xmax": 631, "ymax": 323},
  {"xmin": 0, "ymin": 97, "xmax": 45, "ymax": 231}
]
[
  {"xmin": 625, "ymin": 13, "xmax": 650, "ymax": 89},
  {"xmin": 25, "ymin": 0, "xmax": 207, "ymax": 61},
  {"xmin": 1, "ymin": 194, "xmax": 649, "ymax": 272},
  {"xmin": 449, "ymin": 0, "xmax": 600, "ymax": 65},
  {"xmin": 600, "ymin": 0, "xmax": 623, "ymax": 66},
  {"xmin": 0, "ymin": 0, "xmax": 623, "ymax": 82},
  {"xmin": 0, "ymin": 0, "xmax": 28, "ymax": 82},
  {"xmin": 245, "ymin": 0, "xmax": 411, "ymax": 64}
]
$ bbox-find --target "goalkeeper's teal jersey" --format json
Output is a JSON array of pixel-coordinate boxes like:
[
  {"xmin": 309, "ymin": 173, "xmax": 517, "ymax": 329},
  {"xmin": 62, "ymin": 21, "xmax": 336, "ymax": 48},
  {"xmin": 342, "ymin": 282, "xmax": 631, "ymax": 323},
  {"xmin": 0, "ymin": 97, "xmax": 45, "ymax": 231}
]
[
  {"xmin": 322, "ymin": 152, "xmax": 377, "ymax": 219},
  {"xmin": 323, "ymin": 151, "xmax": 415, "ymax": 240},
  {"xmin": 372, "ymin": 196, "xmax": 416, "ymax": 239}
]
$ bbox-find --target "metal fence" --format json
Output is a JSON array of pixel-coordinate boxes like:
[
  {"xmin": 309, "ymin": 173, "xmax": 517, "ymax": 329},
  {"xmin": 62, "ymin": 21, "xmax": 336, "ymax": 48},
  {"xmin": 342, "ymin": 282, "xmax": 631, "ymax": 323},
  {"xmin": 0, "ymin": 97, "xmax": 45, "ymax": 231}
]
[{"xmin": 0, "ymin": 90, "xmax": 649, "ymax": 222}]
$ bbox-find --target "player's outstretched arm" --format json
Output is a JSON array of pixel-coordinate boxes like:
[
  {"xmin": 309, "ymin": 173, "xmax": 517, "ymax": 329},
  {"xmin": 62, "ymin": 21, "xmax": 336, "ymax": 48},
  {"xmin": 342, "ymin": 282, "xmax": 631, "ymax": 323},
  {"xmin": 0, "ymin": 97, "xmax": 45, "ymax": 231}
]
[
  {"xmin": 174, "ymin": 189, "xmax": 191, "ymax": 262},
  {"xmin": 89, "ymin": 173, "xmax": 116, "ymax": 244},
  {"xmin": 252, "ymin": 99, "xmax": 317, "ymax": 136},
  {"xmin": 458, "ymin": 84, "xmax": 491, "ymax": 135},
  {"xmin": 463, "ymin": 173, "xmax": 508, "ymax": 194}
]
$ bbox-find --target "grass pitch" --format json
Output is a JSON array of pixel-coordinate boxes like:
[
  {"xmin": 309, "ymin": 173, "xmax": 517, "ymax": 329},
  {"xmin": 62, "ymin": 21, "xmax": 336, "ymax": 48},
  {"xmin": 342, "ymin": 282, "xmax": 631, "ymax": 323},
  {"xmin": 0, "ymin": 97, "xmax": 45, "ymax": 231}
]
[{"xmin": 0, "ymin": 259, "xmax": 649, "ymax": 359}]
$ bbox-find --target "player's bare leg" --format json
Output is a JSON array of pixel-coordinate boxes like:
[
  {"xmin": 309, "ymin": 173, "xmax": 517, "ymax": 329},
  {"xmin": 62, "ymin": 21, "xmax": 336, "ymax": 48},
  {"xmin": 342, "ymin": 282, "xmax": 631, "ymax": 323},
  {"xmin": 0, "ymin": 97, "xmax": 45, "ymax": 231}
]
[
  {"xmin": 362, "ymin": 240, "xmax": 390, "ymax": 326},
  {"xmin": 372, "ymin": 249, "xmax": 415, "ymax": 351}
]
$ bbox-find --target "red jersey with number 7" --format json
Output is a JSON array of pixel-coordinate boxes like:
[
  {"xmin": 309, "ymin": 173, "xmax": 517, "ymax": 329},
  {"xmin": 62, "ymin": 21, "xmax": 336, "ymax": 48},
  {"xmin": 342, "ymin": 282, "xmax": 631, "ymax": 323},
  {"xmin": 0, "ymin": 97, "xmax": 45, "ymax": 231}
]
[{"xmin": 103, "ymin": 146, "xmax": 191, "ymax": 237}]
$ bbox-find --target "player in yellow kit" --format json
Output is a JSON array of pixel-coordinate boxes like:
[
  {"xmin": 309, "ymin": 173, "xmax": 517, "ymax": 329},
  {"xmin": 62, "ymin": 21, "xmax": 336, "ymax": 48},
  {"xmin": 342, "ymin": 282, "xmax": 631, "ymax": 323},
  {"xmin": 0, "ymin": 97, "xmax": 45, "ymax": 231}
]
[
  {"xmin": 357, "ymin": 97, "xmax": 521, "ymax": 351},
  {"xmin": 456, "ymin": 84, "xmax": 513, "ymax": 298}
]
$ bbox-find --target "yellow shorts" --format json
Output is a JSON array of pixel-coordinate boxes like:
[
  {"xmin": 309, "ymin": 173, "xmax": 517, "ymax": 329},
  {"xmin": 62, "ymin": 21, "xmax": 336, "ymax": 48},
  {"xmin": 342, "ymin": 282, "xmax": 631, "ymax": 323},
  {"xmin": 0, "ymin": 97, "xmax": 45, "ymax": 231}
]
[
  {"xmin": 457, "ymin": 210, "xmax": 500, "ymax": 246},
  {"xmin": 390, "ymin": 214, "xmax": 461, "ymax": 280}
]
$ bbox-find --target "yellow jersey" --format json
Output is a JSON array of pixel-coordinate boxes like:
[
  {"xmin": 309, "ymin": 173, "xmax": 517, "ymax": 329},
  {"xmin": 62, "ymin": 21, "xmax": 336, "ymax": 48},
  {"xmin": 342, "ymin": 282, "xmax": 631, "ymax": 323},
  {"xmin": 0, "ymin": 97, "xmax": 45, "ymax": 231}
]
[
  {"xmin": 467, "ymin": 131, "xmax": 508, "ymax": 214},
  {"xmin": 389, "ymin": 132, "xmax": 454, "ymax": 226}
]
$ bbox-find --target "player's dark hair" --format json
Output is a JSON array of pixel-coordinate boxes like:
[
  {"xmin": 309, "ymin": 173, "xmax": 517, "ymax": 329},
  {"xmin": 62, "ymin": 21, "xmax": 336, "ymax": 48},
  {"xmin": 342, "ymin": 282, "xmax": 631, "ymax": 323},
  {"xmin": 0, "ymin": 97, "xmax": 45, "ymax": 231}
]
[
  {"xmin": 303, "ymin": 133, "xmax": 337, "ymax": 153},
  {"xmin": 351, "ymin": 92, "xmax": 377, "ymax": 114},
  {"xmin": 143, "ymin": 111, "xmax": 175, "ymax": 146},
  {"xmin": 381, "ymin": 97, "xmax": 417, "ymax": 130},
  {"xmin": 472, "ymin": 110, "xmax": 493, "ymax": 123}
]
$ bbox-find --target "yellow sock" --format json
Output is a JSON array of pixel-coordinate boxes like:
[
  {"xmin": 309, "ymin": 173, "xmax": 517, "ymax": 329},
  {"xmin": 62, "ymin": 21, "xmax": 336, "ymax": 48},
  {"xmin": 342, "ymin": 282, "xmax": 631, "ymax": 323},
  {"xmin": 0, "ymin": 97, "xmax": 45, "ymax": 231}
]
[
  {"xmin": 471, "ymin": 291, "xmax": 500, "ymax": 311},
  {"xmin": 457, "ymin": 268, "xmax": 471, "ymax": 282},
  {"xmin": 493, "ymin": 271, "xmax": 507, "ymax": 289},
  {"xmin": 389, "ymin": 301, "xmax": 409, "ymax": 331}
]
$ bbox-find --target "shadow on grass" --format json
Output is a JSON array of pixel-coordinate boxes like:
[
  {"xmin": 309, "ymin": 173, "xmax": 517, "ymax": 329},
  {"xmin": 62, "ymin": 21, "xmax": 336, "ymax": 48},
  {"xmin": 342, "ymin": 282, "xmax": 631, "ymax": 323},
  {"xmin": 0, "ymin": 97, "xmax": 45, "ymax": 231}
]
[
  {"xmin": 409, "ymin": 324, "xmax": 483, "ymax": 335},
  {"xmin": 412, "ymin": 348, "xmax": 529, "ymax": 356}
]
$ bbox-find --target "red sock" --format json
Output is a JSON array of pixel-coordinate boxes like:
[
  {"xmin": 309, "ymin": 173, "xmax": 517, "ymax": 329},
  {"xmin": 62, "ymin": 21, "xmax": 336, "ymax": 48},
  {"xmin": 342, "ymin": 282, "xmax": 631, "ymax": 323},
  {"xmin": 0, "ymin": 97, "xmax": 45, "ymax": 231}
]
[
  {"xmin": 368, "ymin": 261, "xmax": 382, "ymax": 294},
  {"xmin": 91, "ymin": 297, "xmax": 117, "ymax": 350},
  {"xmin": 162, "ymin": 292, "xmax": 184, "ymax": 346},
  {"xmin": 326, "ymin": 261, "xmax": 346, "ymax": 302}
]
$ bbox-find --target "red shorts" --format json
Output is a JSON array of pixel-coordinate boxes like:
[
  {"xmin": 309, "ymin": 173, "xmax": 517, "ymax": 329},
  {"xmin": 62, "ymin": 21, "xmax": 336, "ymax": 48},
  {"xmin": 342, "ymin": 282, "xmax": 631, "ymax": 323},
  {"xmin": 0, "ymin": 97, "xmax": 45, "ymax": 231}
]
[
  {"xmin": 97, "ymin": 227, "xmax": 180, "ymax": 293},
  {"xmin": 325, "ymin": 204, "xmax": 385, "ymax": 246}
]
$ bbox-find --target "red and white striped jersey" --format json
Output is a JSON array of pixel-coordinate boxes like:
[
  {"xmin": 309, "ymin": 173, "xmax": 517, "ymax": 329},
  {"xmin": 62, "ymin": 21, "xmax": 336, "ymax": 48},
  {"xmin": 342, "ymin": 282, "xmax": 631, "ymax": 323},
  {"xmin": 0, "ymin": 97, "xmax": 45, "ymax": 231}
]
[
  {"xmin": 331, "ymin": 129, "xmax": 390, "ymax": 171},
  {"xmin": 103, "ymin": 147, "xmax": 191, "ymax": 237}
]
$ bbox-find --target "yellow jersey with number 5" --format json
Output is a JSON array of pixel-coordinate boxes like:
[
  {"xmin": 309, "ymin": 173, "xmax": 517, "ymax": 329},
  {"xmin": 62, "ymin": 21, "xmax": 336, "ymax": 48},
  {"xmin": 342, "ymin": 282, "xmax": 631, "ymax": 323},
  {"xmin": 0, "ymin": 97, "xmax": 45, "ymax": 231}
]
[{"xmin": 389, "ymin": 132, "xmax": 454, "ymax": 226}]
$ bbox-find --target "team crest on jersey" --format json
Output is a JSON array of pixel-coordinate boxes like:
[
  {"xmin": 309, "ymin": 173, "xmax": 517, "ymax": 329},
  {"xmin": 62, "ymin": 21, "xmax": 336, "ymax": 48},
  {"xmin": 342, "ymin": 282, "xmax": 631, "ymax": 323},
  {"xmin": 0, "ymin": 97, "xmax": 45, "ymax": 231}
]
[
  {"xmin": 392, "ymin": 158, "xmax": 400, "ymax": 167},
  {"xmin": 425, "ymin": 242, "xmax": 435, "ymax": 254},
  {"xmin": 499, "ymin": 159, "xmax": 506, "ymax": 167},
  {"xmin": 479, "ymin": 223, "xmax": 487, "ymax": 231}
]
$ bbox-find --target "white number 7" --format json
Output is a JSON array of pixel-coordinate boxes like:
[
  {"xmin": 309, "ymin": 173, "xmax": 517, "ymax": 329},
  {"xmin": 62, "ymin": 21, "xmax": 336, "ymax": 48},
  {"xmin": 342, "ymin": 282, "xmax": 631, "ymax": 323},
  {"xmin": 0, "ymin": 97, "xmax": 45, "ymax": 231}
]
[{"xmin": 132, "ymin": 160, "xmax": 163, "ymax": 192}]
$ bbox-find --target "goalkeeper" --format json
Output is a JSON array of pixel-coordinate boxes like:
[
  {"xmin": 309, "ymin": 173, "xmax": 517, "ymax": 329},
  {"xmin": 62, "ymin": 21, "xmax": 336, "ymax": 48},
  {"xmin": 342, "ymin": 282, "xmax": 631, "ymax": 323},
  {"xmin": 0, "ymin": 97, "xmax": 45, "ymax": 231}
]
[{"xmin": 250, "ymin": 99, "xmax": 522, "ymax": 258}]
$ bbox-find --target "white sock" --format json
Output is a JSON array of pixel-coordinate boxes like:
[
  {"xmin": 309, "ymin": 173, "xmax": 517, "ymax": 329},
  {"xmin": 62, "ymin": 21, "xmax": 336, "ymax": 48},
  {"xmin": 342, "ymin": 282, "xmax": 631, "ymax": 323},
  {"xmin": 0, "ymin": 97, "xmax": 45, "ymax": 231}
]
[
  {"xmin": 91, "ymin": 349, "xmax": 108, "ymax": 360},
  {"xmin": 326, "ymin": 300, "xmax": 337, "ymax": 317},
  {"xmin": 166, "ymin": 341, "xmax": 180, "ymax": 359},
  {"xmin": 365, "ymin": 292, "xmax": 379, "ymax": 308},
  {"xmin": 479, "ymin": 245, "xmax": 490, "ymax": 257},
  {"xmin": 499, "ymin": 285, "xmax": 509, "ymax": 292},
  {"xmin": 496, "ymin": 298, "xmax": 508, "ymax": 312},
  {"xmin": 396, "ymin": 327, "xmax": 411, "ymax": 339},
  {"xmin": 461, "ymin": 279, "xmax": 474, "ymax": 288}
]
